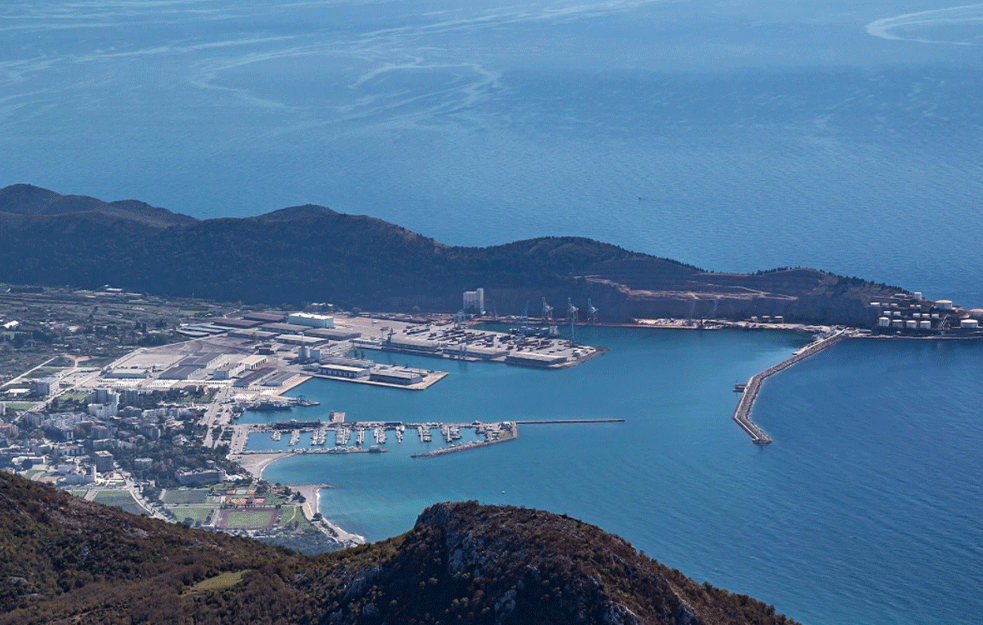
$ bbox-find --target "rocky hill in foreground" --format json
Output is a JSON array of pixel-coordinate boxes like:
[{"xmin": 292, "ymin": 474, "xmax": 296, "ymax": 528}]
[
  {"xmin": 0, "ymin": 184, "xmax": 903, "ymax": 324},
  {"xmin": 0, "ymin": 473, "xmax": 796, "ymax": 625}
]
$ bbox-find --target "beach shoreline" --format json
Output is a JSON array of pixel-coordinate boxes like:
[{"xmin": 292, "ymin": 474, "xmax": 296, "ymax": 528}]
[{"xmin": 231, "ymin": 452, "xmax": 364, "ymax": 547}]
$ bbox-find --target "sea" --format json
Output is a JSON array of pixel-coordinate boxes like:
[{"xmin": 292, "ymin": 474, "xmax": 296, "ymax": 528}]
[{"xmin": 2, "ymin": 1, "xmax": 982, "ymax": 623}]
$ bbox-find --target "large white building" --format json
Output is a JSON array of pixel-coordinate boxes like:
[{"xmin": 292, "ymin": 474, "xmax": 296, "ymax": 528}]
[
  {"xmin": 288, "ymin": 313, "xmax": 335, "ymax": 328},
  {"xmin": 463, "ymin": 288, "xmax": 485, "ymax": 315}
]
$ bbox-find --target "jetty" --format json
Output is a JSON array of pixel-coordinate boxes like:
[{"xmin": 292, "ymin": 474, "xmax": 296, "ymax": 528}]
[
  {"xmin": 733, "ymin": 329, "xmax": 851, "ymax": 445},
  {"xmin": 228, "ymin": 418, "xmax": 622, "ymax": 458}
]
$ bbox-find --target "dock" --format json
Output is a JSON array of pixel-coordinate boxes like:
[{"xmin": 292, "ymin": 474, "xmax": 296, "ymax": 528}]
[
  {"xmin": 227, "ymin": 418, "xmax": 621, "ymax": 458},
  {"xmin": 733, "ymin": 329, "xmax": 850, "ymax": 445}
]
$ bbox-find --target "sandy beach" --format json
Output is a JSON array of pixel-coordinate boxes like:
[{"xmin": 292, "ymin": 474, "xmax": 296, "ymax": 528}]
[{"xmin": 231, "ymin": 452, "xmax": 364, "ymax": 546}]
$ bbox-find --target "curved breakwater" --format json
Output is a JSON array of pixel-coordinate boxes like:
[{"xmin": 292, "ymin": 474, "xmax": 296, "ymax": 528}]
[{"xmin": 733, "ymin": 329, "xmax": 851, "ymax": 444}]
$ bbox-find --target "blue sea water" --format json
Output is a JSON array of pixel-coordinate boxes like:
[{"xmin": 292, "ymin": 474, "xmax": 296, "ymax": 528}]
[{"xmin": 3, "ymin": 1, "xmax": 983, "ymax": 623}]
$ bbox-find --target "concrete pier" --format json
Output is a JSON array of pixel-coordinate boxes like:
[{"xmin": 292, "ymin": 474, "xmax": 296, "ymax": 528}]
[
  {"xmin": 228, "ymin": 418, "xmax": 622, "ymax": 458},
  {"xmin": 733, "ymin": 329, "xmax": 850, "ymax": 445}
]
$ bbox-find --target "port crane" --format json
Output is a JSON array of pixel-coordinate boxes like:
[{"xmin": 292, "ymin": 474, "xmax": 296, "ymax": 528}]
[
  {"xmin": 567, "ymin": 297, "xmax": 579, "ymax": 344},
  {"xmin": 541, "ymin": 297, "xmax": 553, "ymax": 321},
  {"xmin": 518, "ymin": 300, "xmax": 531, "ymax": 336}
]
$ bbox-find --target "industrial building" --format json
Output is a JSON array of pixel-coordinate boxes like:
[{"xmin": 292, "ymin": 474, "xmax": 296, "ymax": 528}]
[
  {"xmin": 276, "ymin": 334, "xmax": 327, "ymax": 346},
  {"xmin": 242, "ymin": 312, "xmax": 286, "ymax": 323},
  {"xmin": 288, "ymin": 313, "xmax": 335, "ymax": 328},
  {"xmin": 240, "ymin": 355, "xmax": 269, "ymax": 370},
  {"xmin": 320, "ymin": 363, "xmax": 371, "ymax": 379},
  {"xmin": 212, "ymin": 318, "xmax": 262, "ymax": 329},
  {"xmin": 370, "ymin": 369, "xmax": 424, "ymax": 386},
  {"xmin": 505, "ymin": 352, "xmax": 568, "ymax": 368},
  {"xmin": 233, "ymin": 367, "xmax": 275, "ymax": 388}
]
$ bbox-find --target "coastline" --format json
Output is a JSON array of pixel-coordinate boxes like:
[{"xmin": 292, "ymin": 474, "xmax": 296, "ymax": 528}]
[{"xmin": 231, "ymin": 452, "xmax": 364, "ymax": 547}]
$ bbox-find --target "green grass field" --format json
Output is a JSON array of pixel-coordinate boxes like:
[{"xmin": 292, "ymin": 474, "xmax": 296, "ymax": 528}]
[
  {"xmin": 32, "ymin": 367, "xmax": 65, "ymax": 377},
  {"xmin": 161, "ymin": 488, "xmax": 209, "ymax": 504},
  {"xmin": 220, "ymin": 509, "xmax": 277, "ymax": 530},
  {"xmin": 170, "ymin": 506, "xmax": 214, "ymax": 524},
  {"xmin": 5, "ymin": 402, "xmax": 39, "ymax": 410},
  {"xmin": 277, "ymin": 505, "xmax": 302, "ymax": 528},
  {"xmin": 94, "ymin": 490, "xmax": 145, "ymax": 516},
  {"xmin": 57, "ymin": 390, "xmax": 89, "ymax": 402}
]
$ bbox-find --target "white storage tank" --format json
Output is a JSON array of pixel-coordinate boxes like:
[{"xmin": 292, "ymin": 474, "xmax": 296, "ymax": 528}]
[
  {"xmin": 932, "ymin": 313, "xmax": 940, "ymax": 319},
  {"xmin": 893, "ymin": 311, "xmax": 902, "ymax": 317},
  {"xmin": 920, "ymin": 320, "xmax": 932, "ymax": 330},
  {"xmin": 891, "ymin": 319, "xmax": 904, "ymax": 328},
  {"xmin": 961, "ymin": 318, "xmax": 979, "ymax": 329},
  {"xmin": 905, "ymin": 320, "xmax": 917, "ymax": 329},
  {"xmin": 970, "ymin": 309, "xmax": 983, "ymax": 319},
  {"xmin": 914, "ymin": 291, "xmax": 923, "ymax": 300},
  {"xmin": 937, "ymin": 300, "xmax": 953, "ymax": 310},
  {"xmin": 878, "ymin": 317, "xmax": 891, "ymax": 328}
]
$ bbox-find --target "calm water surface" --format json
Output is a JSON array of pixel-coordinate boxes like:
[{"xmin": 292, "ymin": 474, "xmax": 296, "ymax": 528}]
[
  {"xmin": 4, "ymin": 1, "xmax": 983, "ymax": 623},
  {"xmin": 260, "ymin": 329, "xmax": 983, "ymax": 625}
]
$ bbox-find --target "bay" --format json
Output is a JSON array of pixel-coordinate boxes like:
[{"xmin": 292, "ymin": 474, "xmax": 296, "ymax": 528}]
[
  {"xmin": 255, "ymin": 328, "xmax": 983, "ymax": 625},
  {"xmin": 4, "ymin": 1, "xmax": 983, "ymax": 623}
]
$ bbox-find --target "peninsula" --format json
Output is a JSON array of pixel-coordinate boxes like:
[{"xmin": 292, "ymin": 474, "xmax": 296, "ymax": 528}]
[{"xmin": 1, "ymin": 184, "xmax": 905, "ymax": 326}]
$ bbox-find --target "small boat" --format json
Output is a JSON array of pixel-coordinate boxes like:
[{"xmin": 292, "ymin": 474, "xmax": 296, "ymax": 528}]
[{"xmin": 733, "ymin": 382, "xmax": 747, "ymax": 392}]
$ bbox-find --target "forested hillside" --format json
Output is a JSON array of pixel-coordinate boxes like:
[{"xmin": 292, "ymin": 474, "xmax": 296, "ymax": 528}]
[
  {"xmin": 0, "ymin": 473, "xmax": 799, "ymax": 624},
  {"xmin": 0, "ymin": 184, "xmax": 903, "ymax": 324}
]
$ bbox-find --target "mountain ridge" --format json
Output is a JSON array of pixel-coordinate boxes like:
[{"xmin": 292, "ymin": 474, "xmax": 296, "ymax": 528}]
[{"xmin": 0, "ymin": 184, "xmax": 903, "ymax": 324}]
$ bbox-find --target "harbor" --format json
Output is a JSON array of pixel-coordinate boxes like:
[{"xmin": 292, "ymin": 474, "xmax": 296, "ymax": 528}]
[
  {"xmin": 228, "ymin": 417, "xmax": 623, "ymax": 459},
  {"xmin": 732, "ymin": 328, "xmax": 851, "ymax": 445}
]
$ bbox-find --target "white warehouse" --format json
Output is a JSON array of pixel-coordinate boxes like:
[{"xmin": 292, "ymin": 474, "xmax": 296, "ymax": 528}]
[{"xmin": 288, "ymin": 313, "xmax": 335, "ymax": 328}]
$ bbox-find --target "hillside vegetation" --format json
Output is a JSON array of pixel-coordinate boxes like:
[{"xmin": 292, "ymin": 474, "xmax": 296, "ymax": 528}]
[
  {"xmin": 0, "ymin": 184, "xmax": 903, "ymax": 323},
  {"xmin": 0, "ymin": 473, "xmax": 798, "ymax": 624}
]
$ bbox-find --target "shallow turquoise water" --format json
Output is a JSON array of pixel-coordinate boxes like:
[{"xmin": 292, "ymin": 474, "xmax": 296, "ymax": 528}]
[{"xmin": 258, "ymin": 328, "xmax": 983, "ymax": 625}]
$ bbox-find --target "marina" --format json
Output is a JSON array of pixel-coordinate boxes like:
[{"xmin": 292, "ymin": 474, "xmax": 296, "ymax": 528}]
[{"xmin": 229, "ymin": 418, "xmax": 622, "ymax": 459}]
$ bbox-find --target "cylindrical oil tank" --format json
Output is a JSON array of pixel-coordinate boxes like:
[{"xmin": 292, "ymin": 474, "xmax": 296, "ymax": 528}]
[
  {"xmin": 905, "ymin": 320, "xmax": 917, "ymax": 329},
  {"xmin": 878, "ymin": 317, "xmax": 890, "ymax": 327},
  {"xmin": 970, "ymin": 309, "xmax": 983, "ymax": 319},
  {"xmin": 961, "ymin": 318, "xmax": 979, "ymax": 329},
  {"xmin": 937, "ymin": 300, "xmax": 953, "ymax": 310},
  {"xmin": 920, "ymin": 320, "xmax": 932, "ymax": 330},
  {"xmin": 891, "ymin": 319, "xmax": 904, "ymax": 328}
]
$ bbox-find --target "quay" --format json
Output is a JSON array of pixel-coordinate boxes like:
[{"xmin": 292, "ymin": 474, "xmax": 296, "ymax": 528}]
[{"xmin": 733, "ymin": 328, "xmax": 851, "ymax": 445}]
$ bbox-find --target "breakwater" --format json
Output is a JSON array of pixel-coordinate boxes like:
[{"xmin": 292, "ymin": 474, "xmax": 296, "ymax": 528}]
[{"xmin": 733, "ymin": 329, "xmax": 851, "ymax": 445}]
